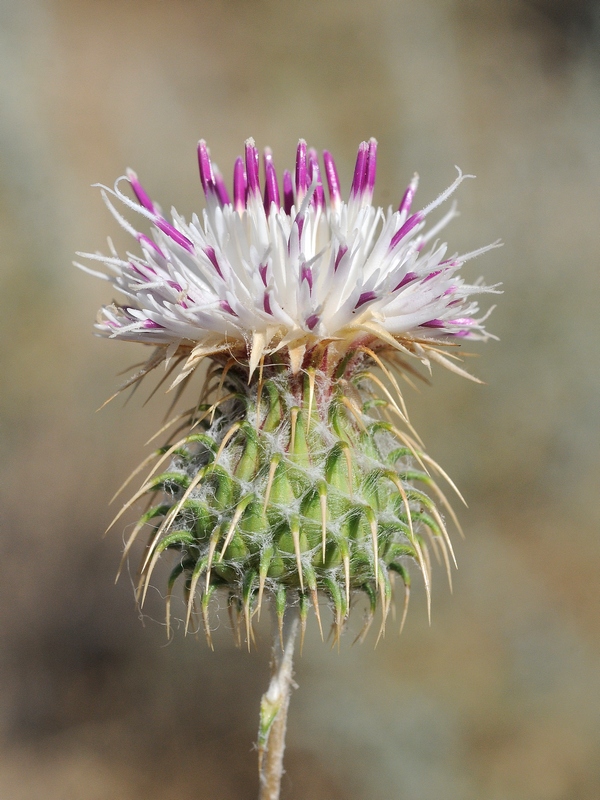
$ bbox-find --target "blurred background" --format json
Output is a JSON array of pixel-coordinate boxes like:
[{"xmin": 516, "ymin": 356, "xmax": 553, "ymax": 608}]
[{"xmin": 1, "ymin": 0, "xmax": 599, "ymax": 797}]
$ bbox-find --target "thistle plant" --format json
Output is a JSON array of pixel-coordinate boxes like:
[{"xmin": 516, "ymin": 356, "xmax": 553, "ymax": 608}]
[{"xmin": 79, "ymin": 137, "xmax": 498, "ymax": 799}]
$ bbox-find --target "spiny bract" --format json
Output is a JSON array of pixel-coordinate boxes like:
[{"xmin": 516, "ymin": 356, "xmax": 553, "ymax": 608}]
[{"xmin": 81, "ymin": 137, "xmax": 499, "ymax": 646}]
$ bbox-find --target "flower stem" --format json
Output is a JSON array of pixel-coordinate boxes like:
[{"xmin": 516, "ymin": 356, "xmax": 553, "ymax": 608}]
[{"xmin": 258, "ymin": 607, "xmax": 300, "ymax": 800}]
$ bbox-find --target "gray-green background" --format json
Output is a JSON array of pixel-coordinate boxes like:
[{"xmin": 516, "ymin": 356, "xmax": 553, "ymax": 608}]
[{"xmin": 1, "ymin": 1, "xmax": 599, "ymax": 797}]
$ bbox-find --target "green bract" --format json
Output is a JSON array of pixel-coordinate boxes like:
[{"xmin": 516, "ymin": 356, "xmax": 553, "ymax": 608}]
[{"xmin": 111, "ymin": 345, "xmax": 460, "ymax": 647}]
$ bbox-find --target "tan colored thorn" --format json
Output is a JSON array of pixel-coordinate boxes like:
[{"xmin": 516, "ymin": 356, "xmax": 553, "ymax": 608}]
[
  {"xmin": 416, "ymin": 471, "xmax": 463, "ymax": 543},
  {"xmin": 319, "ymin": 486, "xmax": 328, "ymax": 562},
  {"xmin": 367, "ymin": 511, "xmax": 379, "ymax": 590},
  {"xmin": 197, "ymin": 379, "xmax": 221, "ymax": 407},
  {"xmin": 385, "ymin": 471, "xmax": 431, "ymax": 617},
  {"xmin": 139, "ymin": 463, "xmax": 210, "ymax": 575},
  {"xmin": 361, "ymin": 370, "xmax": 423, "ymax": 444},
  {"xmin": 209, "ymin": 388, "xmax": 236, "ymax": 425},
  {"xmin": 244, "ymin": 593, "xmax": 254, "ymax": 652},
  {"xmin": 420, "ymin": 452, "xmax": 466, "ymax": 506},
  {"xmin": 144, "ymin": 403, "xmax": 196, "ymax": 445},
  {"xmin": 201, "ymin": 356, "xmax": 230, "ymax": 401},
  {"xmin": 306, "ymin": 367, "xmax": 316, "ymax": 433},
  {"xmin": 165, "ymin": 568, "xmax": 184, "ymax": 640},
  {"xmin": 249, "ymin": 330, "xmax": 267, "ymax": 380},
  {"xmin": 353, "ymin": 320, "xmax": 417, "ymax": 357},
  {"xmin": 358, "ymin": 345, "xmax": 411, "ymax": 423},
  {"xmin": 385, "ymin": 418, "xmax": 429, "ymax": 474},
  {"xmin": 145, "ymin": 391, "xmax": 235, "ymax": 445},
  {"xmin": 169, "ymin": 341, "xmax": 232, "ymax": 390},
  {"xmin": 105, "ymin": 473, "xmax": 166, "ymax": 536},
  {"xmin": 333, "ymin": 607, "xmax": 343, "ymax": 651},
  {"xmin": 277, "ymin": 608, "xmax": 284, "ymax": 651},
  {"xmin": 139, "ymin": 544, "xmax": 164, "ymax": 609},
  {"xmin": 96, "ymin": 346, "xmax": 167, "ymax": 412},
  {"xmin": 165, "ymin": 595, "xmax": 174, "ymax": 641},
  {"xmin": 109, "ymin": 449, "xmax": 162, "ymax": 506},
  {"xmin": 436, "ymin": 531, "xmax": 453, "ymax": 592},
  {"xmin": 205, "ymin": 525, "xmax": 223, "ymax": 591},
  {"xmin": 375, "ymin": 569, "xmax": 390, "ymax": 646},
  {"xmin": 163, "ymin": 370, "xmax": 194, "ymax": 422},
  {"xmin": 144, "ymin": 355, "xmax": 186, "ymax": 408},
  {"xmin": 385, "ymin": 351, "xmax": 429, "ymax": 386},
  {"xmin": 353, "ymin": 586, "xmax": 376, "ymax": 645},
  {"xmin": 427, "ymin": 500, "xmax": 458, "ymax": 571},
  {"xmin": 388, "ymin": 570, "xmax": 397, "ymax": 624},
  {"xmin": 262, "ymin": 456, "xmax": 280, "ymax": 514},
  {"xmin": 421, "ymin": 542, "xmax": 432, "ymax": 589},
  {"xmin": 311, "ymin": 588, "xmax": 324, "ymax": 640},
  {"xmin": 289, "ymin": 407, "xmax": 299, "ymax": 454},
  {"xmin": 136, "ymin": 433, "xmax": 199, "ymax": 498},
  {"xmin": 342, "ymin": 552, "xmax": 351, "ymax": 611},
  {"xmin": 255, "ymin": 356, "xmax": 265, "ymax": 431},
  {"xmin": 299, "ymin": 608, "xmax": 307, "ymax": 655},
  {"xmin": 256, "ymin": 571, "xmax": 267, "ymax": 622},
  {"xmin": 426, "ymin": 347, "xmax": 483, "ymax": 383},
  {"xmin": 218, "ymin": 499, "xmax": 251, "ymax": 559},
  {"xmin": 134, "ymin": 530, "xmax": 155, "ymax": 605},
  {"xmin": 214, "ymin": 420, "xmax": 242, "ymax": 463},
  {"xmin": 228, "ymin": 598, "xmax": 242, "ymax": 649},
  {"xmin": 202, "ymin": 597, "xmax": 214, "ymax": 651},
  {"xmin": 215, "ymin": 356, "xmax": 237, "ymax": 400},
  {"xmin": 340, "ymin": 395, "xmax": 368, "ymax": 433},
  {"xmin": 399, "ymin": 584, "xmax": 410, "ymax": 635},
  {"xmin": 115, "ymin": 514, "xmax": 153, "ymax": 582},
  {"xmin": 199, "ymin": 358, "xmax": 220, "ymax": 396},
  {"xmin": 185, "ymin": 560, "xmax": 208, "ymax": 634},
  {"xmin": 426, "ymin": 525, "xmax": 442, "ymax": 565},
  {"xmin": 291, "ymin": 519, "xmax": 304, "ymax": 592}
]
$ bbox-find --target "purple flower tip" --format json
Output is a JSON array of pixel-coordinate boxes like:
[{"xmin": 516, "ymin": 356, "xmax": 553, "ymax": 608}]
[
  {"xmin": 350, "ymin": 141, "xmax": 368, "ymax": 197},
  {"xmin": 213, "ymin": 166, "xmax": 231, "ymax": 207},
  {"xmin": 393, "ymin": 271, "xmax": 417, "ymax": 291},
  {"xmin": 197, "ymin": 140, "xmax": 215, "ymax": 195},
  {"xmin": 283, "ymin": 169, "xmax": 294, "ymax": 215},
  {"xmin": 300, "ymin": 263, "xmax": 313, "ymax": 292},
  {"xmin": 306, "ymin": 314, "xmax": 319, "ymax": 330},
  {"xmin": 245, "ymin": 138, "xmax": 260, "ymax": 196},
  {"xmin": 295, "ymin": 139, "xmax": 308, "ymax": 199},
  {"xmin": 449, "ymin": 317, "xmax": 474, "ymax": 327},
  {"xmin": 307, "ymin": 148, "xmax": 324, "ymax": 209},
  {"xmin": 136, "ymin": 233, "xmax": 165, "ymax": 259},
  {"xmin": 126, "ymin": 169, "xmax": 155, "ymax": 213},
  {"xmin": 220, "ymin": 300, "xmax": 237, "ymax": 316},
  {"xmin": 263, "ymin": 147, "xmax": 281, "ymax": 212},
  {"xmin": 355, "ymin": 290, "xmax": 377, "ymax": 309},
  {"xmin": 155, "ymin": 218, "xmax": 194, "ymax": 252},
  {"xmin": 365, "ymin": 138, "xmax": 378, "ymax": 195},
  {"xmin": 323, "ymin": 150, "xmax": 341, "ymax": 207},
  {"xmin": 204, "ymin": 245, "xmax": 223, "ymax": 278},
  {"xmin": 399, "ymin": 173, "xmax": 419, "ymax": 215},
  {"xmin": 334, "ymin": 245, "xmax": 348, "ymax": 272},
  {"xmin": 389, "ymin": 212, "xmax": 423, "ymax": 251},
  {"xmin": 233, "ymin": 156, "xmax": 247, "ymax": 212}
]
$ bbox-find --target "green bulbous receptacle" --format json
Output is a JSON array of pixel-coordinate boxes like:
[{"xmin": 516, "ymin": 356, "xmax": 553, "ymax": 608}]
[{"xmin": 115, "ymin": 349, "xmax": 458, "ymax": 645}]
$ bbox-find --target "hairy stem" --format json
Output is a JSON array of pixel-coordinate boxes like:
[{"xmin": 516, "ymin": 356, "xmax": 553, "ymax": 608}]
[{"xmin": 258, "ymin": 608, "xmax": 300, "ymax": 800}]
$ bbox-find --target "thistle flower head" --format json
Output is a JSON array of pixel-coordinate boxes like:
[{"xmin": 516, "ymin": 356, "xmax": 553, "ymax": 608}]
[
  {"xmin": 80, "ymin": 137, "xmax": 498, "ymax": 382},
  {"xmin": 83, "ymin": 139, "xmax": 499, "ymax": 646}
]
